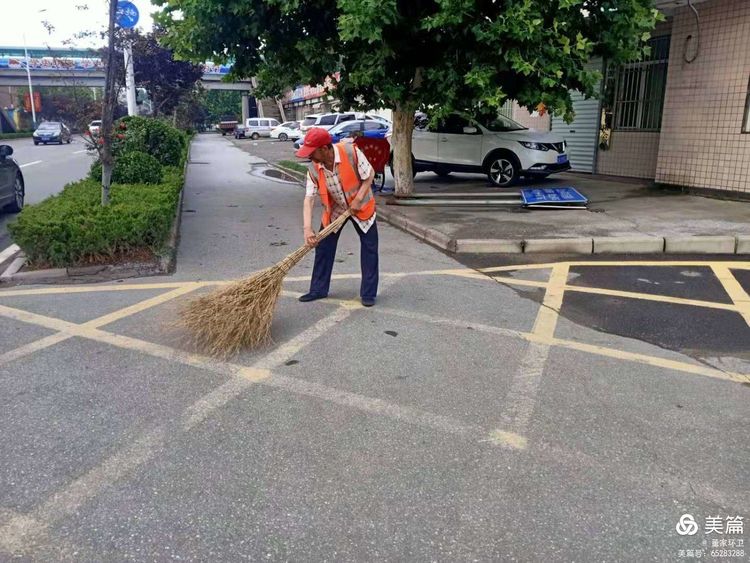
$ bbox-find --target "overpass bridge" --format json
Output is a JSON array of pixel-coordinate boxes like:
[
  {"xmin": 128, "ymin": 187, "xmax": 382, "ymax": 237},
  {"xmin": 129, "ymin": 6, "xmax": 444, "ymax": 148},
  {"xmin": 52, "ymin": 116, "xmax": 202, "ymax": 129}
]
[{"xmin": 0, "ymin": 46, "xmax": 254, "ymax": 91}]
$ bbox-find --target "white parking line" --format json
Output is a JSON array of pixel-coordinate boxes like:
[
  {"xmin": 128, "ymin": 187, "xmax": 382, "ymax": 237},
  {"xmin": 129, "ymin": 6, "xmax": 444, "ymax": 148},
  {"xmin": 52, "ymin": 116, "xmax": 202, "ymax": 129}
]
[
  {"xmin": 19, "ymin": 160, "xmax": 42, "ymax": 168},
  {"xmin": 73, "ymin": 149, "xmax": 88, "ymax": 154},
  {"xmin": 0, "ymin": 244, "xmax": 19, "ymax": 265}
]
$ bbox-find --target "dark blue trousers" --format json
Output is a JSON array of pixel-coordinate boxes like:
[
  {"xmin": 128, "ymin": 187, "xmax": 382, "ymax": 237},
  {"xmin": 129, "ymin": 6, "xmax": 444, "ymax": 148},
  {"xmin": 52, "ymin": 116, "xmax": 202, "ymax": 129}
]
[{"xmin": 309, "ymin": 218, "xmax": 379, "ymax": 300}]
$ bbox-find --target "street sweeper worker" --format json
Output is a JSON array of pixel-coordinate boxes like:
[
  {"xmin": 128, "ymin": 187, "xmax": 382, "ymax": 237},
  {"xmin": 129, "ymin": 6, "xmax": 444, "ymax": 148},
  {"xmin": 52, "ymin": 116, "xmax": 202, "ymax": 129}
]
[{"xmin": 296, "ymin": 127, "xmax": 379, "ymax": 307}]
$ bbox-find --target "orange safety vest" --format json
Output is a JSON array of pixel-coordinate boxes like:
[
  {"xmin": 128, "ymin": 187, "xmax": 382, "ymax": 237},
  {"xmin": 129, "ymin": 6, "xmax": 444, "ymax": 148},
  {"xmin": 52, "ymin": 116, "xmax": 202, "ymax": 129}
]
[{"xmin": 307, "ymin": 143, "xmax": 376, "ymax": 227}]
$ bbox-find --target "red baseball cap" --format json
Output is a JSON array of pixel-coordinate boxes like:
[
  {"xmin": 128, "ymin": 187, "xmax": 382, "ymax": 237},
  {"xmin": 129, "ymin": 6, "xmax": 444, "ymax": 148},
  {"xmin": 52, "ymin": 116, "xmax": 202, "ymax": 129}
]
[{"xmin": 296, "ymin": 127, "xmax": 332, "ymax": 158}]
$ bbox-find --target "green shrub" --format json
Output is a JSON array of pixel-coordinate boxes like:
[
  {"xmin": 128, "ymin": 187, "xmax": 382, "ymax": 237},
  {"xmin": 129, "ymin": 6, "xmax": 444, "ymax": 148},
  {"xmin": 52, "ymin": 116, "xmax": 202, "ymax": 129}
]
[
  {"xmin": 89, "ymin": 151, "xmax": 163, "ymax": 185},
  {"xmin": 118, "ymin": 116, "xmax": 186, "ymax": 166},
  {"xmin": 9, "ymin": 167, "xmax": 184, "ymax": 268}
]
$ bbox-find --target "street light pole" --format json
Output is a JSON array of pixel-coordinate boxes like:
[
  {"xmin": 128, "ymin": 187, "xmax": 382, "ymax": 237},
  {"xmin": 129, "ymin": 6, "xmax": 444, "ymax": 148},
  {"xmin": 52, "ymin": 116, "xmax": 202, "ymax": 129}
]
[{"xmin": 22, "ymin": 34, "xmax": 37, "ymax": 127}]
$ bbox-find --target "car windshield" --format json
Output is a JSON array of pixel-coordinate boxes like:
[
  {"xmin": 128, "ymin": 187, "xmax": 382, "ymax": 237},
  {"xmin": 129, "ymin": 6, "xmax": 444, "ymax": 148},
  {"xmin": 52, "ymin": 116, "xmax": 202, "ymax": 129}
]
[
  {"xmin": 302, "ymin": 117, "xmax": 317, "ymax": 127},
  {"xmin": 481, "ymin": 115, "xmax": 527, "ymax": 132},
  {"xmin": 38, "ymin": 122, "xmax": 61, "ymax": 130},
  {"xmin": 331, "ymin": 121, "xmax": 361, "ymax": 134},
  {"xmin": 91, "ymin": 121, "xmax": 101, "ymax": 126}
]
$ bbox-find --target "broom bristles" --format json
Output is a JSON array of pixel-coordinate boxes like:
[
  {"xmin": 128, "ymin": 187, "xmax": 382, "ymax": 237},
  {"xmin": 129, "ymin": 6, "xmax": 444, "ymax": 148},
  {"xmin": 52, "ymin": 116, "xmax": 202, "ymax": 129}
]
[{"xmin": 178, "ymin": 210, "xmax": 352, "ymax": 357}]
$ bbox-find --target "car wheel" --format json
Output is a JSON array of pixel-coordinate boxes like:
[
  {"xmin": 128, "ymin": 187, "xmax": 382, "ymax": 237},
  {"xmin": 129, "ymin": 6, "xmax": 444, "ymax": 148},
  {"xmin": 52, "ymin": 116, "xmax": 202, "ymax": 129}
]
[
  {"xmin": 33, "ymin": 141, "xmax": 39, "ymax": 145},
  {"xmin": 6, "ymin": 174, "xmax": 24, "ymax": 213},
  {"xmin": 435, "ymin": 168, "xmax": 451, "ymax": 178},
  {"xmin": 279, "ymin": 133, "xmax": 288, "ymax": 141},
  {"xmin": 59, "ymin": 138, "xmax": 63, "ymax": 145},
  {"xmin": 251, "ymin": 132, "xmax": 260, "ymax": 140},
  {"xmin": 486, "ymin": 154, "xmax": 519, "ymax": 187}
]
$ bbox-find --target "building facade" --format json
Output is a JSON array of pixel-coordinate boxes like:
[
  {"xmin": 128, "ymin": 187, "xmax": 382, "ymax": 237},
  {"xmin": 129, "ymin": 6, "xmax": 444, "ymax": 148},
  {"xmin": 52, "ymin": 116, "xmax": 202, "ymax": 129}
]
[{"xmin": 565, "ymin": 0, "xmax": 749, "ymax": 195}]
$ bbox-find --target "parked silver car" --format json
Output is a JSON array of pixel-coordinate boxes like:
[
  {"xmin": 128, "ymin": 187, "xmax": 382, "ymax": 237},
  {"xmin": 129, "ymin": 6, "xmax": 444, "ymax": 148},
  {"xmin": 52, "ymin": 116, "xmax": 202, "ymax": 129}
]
[{"xmin": 0, "ymin": 145, "xmax": 25, "ymax": 213}]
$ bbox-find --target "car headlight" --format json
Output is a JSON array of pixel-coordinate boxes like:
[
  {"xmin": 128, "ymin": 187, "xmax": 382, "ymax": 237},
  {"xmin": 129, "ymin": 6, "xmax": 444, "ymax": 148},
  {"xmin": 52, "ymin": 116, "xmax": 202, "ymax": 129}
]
[{"xmin": 518, "ymin": 141, "xmax": 549, "ymax": 151}]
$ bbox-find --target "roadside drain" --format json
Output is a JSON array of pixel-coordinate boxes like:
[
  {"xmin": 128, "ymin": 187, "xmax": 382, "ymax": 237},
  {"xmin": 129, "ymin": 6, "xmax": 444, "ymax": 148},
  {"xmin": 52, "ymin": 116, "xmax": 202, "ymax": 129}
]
[{"xmin": 249, "ymin": 166, "xmax": 300, "ymax": 184}]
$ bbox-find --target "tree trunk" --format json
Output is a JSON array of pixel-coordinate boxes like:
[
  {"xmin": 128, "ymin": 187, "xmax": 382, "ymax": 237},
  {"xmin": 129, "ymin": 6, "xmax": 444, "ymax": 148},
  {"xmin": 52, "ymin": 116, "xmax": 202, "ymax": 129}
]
[
  {"xmin": 100, "ymin": 0, "xmax": 118, "ymax": 206},
  {"xmin": 391, "ymin": 106, "xmax": 415, "ymax": 197}
]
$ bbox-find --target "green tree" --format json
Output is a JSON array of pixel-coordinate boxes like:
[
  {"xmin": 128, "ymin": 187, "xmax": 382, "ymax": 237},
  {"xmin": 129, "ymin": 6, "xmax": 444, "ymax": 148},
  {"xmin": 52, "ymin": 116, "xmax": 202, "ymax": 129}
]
[
  {"xmin": 17, "ymin": 86, "xmax": 102, "ymax": 133},
  {"xmin": 155, "ymin": 0, "xmax": 660, "ymax": 195},
  {"xmin": 203, "ymin": 90, "xmax": 243, "ymax": 123},
  {"xmin": 104, "ymin": 28, "xmax": 204, "ymax": 119}
]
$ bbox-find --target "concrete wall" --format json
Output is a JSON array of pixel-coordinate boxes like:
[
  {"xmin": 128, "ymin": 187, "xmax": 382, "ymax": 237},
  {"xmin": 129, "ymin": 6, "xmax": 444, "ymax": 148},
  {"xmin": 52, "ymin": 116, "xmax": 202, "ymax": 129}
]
[
  {"xmin": 598, "ymin": 131, "xmax": 661, "ymax": 178},
  {"xmin": 655, "ymin": 0, "xmax": 750, "ymax": 194}
]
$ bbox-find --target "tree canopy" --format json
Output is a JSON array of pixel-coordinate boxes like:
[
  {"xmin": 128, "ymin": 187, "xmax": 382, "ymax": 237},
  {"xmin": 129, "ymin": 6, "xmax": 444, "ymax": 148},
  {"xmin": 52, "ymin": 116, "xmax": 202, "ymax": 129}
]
[
  {"xmin": 155, "ymin": 0, "xmax": 661, "ymax": 193},
  {"xmin": 108, "ymin": 29, "xmax": 204, "ymax": 118}
]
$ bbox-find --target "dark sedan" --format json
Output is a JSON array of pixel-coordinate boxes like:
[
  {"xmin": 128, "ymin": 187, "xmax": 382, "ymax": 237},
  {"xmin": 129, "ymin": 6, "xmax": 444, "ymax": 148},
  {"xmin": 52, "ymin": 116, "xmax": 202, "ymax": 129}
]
[
  {"xmin": 0, "ymin": 145, "xmax": 24, "ymax": 213},
  {"xmin": 33, "ymin": 121, "xmax": 72, "ymax": 145}
]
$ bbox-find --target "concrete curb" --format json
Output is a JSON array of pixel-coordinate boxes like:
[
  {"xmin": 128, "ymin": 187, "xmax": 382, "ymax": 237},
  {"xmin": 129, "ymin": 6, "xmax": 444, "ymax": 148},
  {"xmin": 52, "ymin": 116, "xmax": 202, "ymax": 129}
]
[
  {"xmin": 593, "ymin": 236, "xmax": 664, "ymax": 254},
  {"xmin": 376, "ymin": 204, "xmax": 750, "ymax": 256},
  {"xmin": 0, "ymin": 254, "xmax": 27, "ymax": 281},
  {"xmin": 664, "ymin": 235, "xmax": 736, "ymax": 254},
  {"xmin": 524, "ymin": 238, "xmax": 593, "ymax": 254},
  {"xmin": 454, "ymin": 239, "xmax": 524, "ymax": 254},
  {"xmin": 158, "ymin": 173, "xmax": 186, "ymax": 274},
  {"xmin": 273, "ymin": 163, "xmax": 307, "ymax": 181}
]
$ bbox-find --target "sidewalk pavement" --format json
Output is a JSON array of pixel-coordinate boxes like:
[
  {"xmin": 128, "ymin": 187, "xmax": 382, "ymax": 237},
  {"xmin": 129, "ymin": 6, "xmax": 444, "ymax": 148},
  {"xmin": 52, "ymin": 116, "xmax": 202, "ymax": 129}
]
[{"xmin": 375, "ymin": 172, "xmax": 750, "ymax": 255}]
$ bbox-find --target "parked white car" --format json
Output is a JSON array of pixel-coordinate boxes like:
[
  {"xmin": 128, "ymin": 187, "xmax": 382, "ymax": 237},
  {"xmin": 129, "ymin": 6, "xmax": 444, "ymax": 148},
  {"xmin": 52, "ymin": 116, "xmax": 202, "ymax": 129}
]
[
  {"xmin": 409, "ymin": 113, "xmax": 569, "ymax": 187},
  {"xmin": 88, "ymin": 120, "xmax": 102, "ymax": 136},
  {"xmin": 270, "ymin": 121, "xmax": 302, "ymax": 141},
  {"xmin": 302, "ymin": 112, "xmax": 358, "ymax": 131},
  {"xmin": 300, "ymin": 114, "xmax": 323, "ymax": 133},
  {"xmin": 235, "ymin": 117, "xmax": 281, "ymax": 139}
]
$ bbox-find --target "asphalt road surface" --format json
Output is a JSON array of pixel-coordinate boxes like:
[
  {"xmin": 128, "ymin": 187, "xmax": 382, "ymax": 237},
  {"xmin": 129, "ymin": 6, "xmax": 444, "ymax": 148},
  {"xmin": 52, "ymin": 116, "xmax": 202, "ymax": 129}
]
[{"xmin": 0, "ymin": 134, "xmax": 747, "ymax": 561}]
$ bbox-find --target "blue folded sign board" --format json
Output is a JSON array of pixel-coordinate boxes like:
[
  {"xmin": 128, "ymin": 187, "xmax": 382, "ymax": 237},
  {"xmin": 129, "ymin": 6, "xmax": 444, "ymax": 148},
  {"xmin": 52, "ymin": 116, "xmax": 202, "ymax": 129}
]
[{"xmin": 521, "ymin": 187, "xmax": 588, "ymax": 208}]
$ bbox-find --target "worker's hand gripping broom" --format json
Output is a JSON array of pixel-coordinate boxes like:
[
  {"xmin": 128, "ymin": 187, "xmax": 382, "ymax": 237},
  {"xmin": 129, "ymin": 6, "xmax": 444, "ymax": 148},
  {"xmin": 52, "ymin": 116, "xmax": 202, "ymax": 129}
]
[{"xmin": 178, "ymin": 210, "xmax": 352, "ymax": 357}]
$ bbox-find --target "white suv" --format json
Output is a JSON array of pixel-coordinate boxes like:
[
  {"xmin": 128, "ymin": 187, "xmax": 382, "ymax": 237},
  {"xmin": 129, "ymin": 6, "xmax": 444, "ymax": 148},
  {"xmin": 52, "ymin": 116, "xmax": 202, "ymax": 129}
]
[
  {"xmin": 300, "ymin": 112, "xmax": 387, "ymax": 133},
  {"xmin": 409, "ymin": 113, "xmax": 570, "ymax": 187}
]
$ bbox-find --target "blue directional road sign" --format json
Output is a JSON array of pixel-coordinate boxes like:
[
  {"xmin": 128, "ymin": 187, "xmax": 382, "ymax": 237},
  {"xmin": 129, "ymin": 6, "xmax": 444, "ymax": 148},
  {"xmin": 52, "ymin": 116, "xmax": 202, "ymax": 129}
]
[
  {"xmin": 521, "ymin": 187, "xmax": 588, "ymax": 208},
  {"xmin": 116, "ymin": 1, "xmax": 140, "ymax": 29}
]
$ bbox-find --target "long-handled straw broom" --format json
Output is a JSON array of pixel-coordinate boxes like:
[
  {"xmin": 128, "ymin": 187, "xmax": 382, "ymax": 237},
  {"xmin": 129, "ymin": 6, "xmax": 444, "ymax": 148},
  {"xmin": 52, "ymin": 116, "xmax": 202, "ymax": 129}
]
[{"xmin": 178, "ymin": 210, "xmax": 352, "ymax": 357}]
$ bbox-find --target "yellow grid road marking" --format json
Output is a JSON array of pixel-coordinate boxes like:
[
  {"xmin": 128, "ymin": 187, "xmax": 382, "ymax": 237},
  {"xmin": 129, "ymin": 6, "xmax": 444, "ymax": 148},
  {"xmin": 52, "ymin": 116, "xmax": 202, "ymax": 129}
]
[
  {"xmin": 532, "ymin": 264, "xmax": 569, "ymax": 340},
  {"xmin": 480, "ymin": 260, "xmax": 750, "ymax": 274},
  {"xmin": 491, "ymin": 275, "xmax": 740, "ymax": 312},
  {"xmin": 711, "ymin": 265, "xmax": 750, "ymax": 329}
]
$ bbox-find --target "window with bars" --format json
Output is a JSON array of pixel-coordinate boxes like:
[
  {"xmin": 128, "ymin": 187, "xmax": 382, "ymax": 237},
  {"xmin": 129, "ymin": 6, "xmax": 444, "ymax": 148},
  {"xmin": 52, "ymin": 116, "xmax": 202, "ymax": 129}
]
[{"xmin": 613, "ymin": 36, "xmax": 670, "ymax": 131}]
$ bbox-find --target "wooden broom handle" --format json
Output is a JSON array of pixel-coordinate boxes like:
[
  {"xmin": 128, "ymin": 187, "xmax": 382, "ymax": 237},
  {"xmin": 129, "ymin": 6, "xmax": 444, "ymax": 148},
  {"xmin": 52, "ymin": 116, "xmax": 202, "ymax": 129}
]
[{"xmin": 316, "ymin": 209, "xmax": 352, "ymax": 239}]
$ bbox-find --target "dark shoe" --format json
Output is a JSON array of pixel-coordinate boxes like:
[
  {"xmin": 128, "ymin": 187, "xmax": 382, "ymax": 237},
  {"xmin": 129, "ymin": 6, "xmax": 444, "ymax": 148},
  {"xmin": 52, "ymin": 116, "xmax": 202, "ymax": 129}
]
[
  {"xmin": 299, "ymin": 293, "xmax": 327, "ymax": 303},
  {"xmin": 361, "ymin": 297, "xmax": 376, "ymax": 307}
]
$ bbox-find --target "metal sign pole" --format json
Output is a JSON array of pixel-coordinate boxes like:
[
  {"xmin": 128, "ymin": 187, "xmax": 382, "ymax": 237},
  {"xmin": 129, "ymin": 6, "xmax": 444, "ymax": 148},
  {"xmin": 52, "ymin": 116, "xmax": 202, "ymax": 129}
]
[{"xmin": 124, "ymin": 41, "xmax": 137, "ymax": 116}]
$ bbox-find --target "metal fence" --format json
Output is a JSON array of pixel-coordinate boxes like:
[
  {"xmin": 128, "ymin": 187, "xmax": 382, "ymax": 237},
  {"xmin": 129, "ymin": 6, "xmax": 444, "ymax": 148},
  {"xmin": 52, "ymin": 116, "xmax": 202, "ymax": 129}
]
[{"xmin": 613, "ymin": 36, "xmax": 670, "ymax": 131}]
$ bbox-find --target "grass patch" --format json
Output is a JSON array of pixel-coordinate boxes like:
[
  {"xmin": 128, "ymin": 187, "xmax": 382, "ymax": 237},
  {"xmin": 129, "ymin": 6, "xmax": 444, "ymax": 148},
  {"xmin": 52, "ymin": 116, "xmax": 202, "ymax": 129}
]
[{"xmin": 277, "ymin": 160, "xmax": 308, "ymax": 175}]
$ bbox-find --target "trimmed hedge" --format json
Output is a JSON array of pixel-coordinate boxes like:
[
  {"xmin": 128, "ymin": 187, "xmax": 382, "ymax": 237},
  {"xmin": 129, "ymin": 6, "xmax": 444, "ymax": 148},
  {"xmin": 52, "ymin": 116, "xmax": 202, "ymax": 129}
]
[
  {"xmin": 119, "ymin": 116, "xmax": 187, "ymax": 166},
  {"xmin": 89, "ymin": 151, "xmax": 163, "ymax": 185},
  {"xmin": 8, "ymin": 167, "xmax": 183, "ymax": 267}
]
